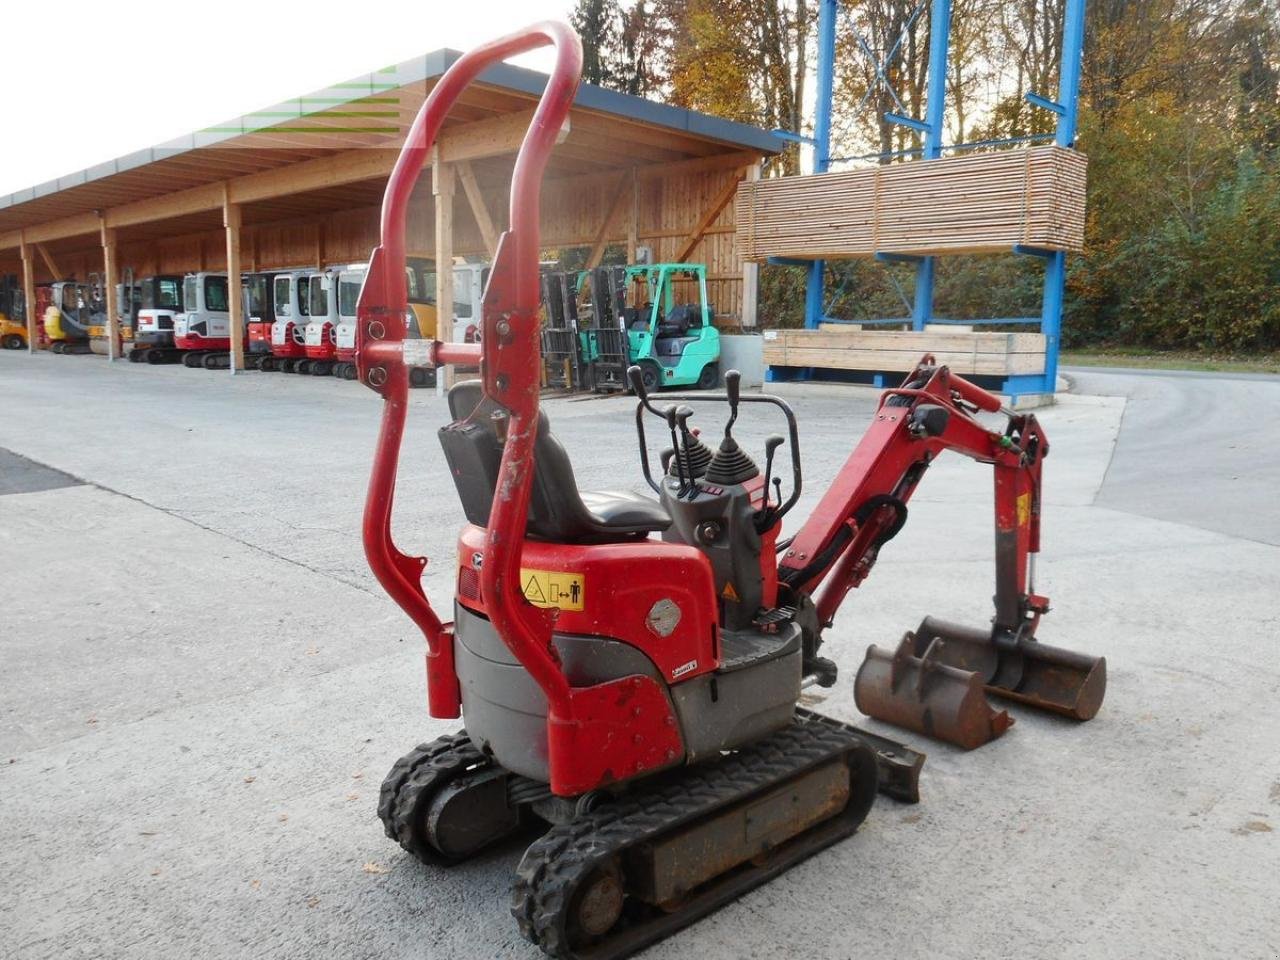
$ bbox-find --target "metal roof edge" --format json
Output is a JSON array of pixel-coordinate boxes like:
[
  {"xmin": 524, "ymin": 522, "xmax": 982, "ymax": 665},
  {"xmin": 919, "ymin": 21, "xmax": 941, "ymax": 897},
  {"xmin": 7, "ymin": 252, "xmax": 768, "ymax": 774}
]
[{"xmin": 0, "ymin": 46, "xmax": 783, "ymax": 212}]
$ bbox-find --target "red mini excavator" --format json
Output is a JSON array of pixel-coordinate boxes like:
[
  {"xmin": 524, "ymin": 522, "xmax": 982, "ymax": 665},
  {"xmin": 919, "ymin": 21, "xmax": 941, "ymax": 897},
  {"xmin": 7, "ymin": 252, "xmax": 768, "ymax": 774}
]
[{"xmin": 355, "ymin": 23, "xmax": 1105, "ymax": 960}]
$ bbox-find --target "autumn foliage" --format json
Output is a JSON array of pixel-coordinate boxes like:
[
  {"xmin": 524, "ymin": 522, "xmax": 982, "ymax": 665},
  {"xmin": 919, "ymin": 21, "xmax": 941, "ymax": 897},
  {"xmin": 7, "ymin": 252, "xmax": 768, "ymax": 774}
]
[{"xmin": 570, "ymin": 0, "xmax": 1280, "ymax": 351}]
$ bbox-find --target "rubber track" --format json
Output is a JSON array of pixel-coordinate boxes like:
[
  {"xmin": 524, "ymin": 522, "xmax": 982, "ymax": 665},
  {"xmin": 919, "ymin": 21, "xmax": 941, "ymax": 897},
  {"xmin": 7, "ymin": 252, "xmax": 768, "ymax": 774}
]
[
  {"xmin": 511, "ymin": 713, "xmax": 874, "ymax": 959},
  {"xmin": 377, "ymin": 731, "xmax": 487, "ymax": 864}
]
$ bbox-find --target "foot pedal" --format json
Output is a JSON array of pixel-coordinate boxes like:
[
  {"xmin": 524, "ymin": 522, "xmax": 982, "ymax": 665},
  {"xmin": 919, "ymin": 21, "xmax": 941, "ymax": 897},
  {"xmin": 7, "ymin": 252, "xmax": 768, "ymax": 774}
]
[{"xmin": 853, "ymin": 632, "xmax": 1014, "ymax": 750}]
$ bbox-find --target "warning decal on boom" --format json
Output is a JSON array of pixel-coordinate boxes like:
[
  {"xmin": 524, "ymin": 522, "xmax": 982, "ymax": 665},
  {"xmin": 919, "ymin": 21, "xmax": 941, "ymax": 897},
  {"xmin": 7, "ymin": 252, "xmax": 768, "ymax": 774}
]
[{"xmin": 520, "ymin": 567, "xmax": 586, "ymax": 611}]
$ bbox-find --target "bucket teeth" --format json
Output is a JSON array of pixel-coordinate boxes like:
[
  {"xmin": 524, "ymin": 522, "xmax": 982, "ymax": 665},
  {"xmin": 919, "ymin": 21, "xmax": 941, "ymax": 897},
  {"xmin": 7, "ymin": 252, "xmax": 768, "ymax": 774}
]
[{"xmin": 854, "ymin": 633, "xmax": 1013, "ymax": 750}]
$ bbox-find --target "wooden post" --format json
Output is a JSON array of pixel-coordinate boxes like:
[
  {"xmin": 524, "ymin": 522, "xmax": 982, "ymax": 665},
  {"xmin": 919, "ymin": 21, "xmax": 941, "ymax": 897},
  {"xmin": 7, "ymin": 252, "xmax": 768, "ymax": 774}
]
[
  {"xmin": 740, "ymin": 162, "xmax": 761, "ymax": 328},
  {"xmin": 433, "ymin": 151, "xmax": 456, "ymax": 393},
  {"xmin": 627, "ymin": 167, "xmax": 639, "ymax": 264},
  {"xmin": 223, "ymin": 194, "xmax": 244, "ymax": 374},
  {"xmin": 20, "ymin": 235, "xmax": 37, "ymax": 353},
  {"xmin": 101, "ymin": 221, "xmax": 120, "ymax": 360}
]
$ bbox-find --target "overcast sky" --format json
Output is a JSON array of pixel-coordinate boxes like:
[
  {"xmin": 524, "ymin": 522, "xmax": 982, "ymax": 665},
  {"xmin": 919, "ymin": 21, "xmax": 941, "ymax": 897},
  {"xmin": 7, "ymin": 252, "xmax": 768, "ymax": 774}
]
[{"xmin": 0, "ymin": 0, "xmax": 571, "ymax": 198}]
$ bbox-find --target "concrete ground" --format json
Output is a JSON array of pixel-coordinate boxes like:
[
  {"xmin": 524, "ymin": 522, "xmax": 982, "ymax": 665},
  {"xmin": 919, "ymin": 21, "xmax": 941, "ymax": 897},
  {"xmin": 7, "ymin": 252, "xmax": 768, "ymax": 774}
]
[{"xmin": 1, "ymin": 351, "xmax": 1276, "ymax": 960}]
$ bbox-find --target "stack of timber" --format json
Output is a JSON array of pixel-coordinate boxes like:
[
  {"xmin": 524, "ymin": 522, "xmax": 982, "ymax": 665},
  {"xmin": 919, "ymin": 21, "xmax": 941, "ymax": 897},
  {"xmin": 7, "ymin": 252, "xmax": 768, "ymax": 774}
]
[
  {"xmin": 737, "ymin": 146, "xmax": 1086, "ymax": 261},
  {"xmin": 762, "ymin": 328, "xmax": 1047, "ymax": 376}
]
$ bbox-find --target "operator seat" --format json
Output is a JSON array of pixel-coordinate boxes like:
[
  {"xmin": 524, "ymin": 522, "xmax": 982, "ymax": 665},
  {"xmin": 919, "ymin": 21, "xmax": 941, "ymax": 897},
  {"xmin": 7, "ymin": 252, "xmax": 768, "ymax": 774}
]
[
  {"xmin": 661, "ymin": 303, "xmax": 699, "ymax": 335},
  {"xmin": 439, "ymin": 380, "xmax": 671, "ymax": 545}
]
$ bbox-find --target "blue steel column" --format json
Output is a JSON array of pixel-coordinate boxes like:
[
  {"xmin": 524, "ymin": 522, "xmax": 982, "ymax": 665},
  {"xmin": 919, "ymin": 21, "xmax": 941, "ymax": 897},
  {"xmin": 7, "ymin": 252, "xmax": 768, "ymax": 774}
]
[
  {"xmin": 1037, "ymin": 0, "xmax": 1086, "ymax": 392},
  {"xmin": 804, "ymin": 0, "xmax": 838, "ymax": 330},
  {"xmin": 912, "ymin": 0, "xmax": 951, "ymax": 330}
]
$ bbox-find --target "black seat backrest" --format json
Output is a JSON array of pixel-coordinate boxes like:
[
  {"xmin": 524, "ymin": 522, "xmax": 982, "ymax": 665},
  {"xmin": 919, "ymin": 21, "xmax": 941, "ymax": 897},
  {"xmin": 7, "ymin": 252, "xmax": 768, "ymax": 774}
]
[
  {"xmin": 437, "ymin": 381, "xmax": 621, "ymax": 543},
  {"xmin": 662, "ymin": 303, "xmax": 701, "ymax": 336}
]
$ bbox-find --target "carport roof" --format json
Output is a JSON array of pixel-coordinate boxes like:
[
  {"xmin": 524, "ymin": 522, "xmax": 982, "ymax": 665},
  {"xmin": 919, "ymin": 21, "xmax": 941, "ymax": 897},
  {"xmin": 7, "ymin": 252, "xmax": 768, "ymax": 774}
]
[{"xmin": 0, "ymin": 48, "xmax": 783, "ymax": 244}]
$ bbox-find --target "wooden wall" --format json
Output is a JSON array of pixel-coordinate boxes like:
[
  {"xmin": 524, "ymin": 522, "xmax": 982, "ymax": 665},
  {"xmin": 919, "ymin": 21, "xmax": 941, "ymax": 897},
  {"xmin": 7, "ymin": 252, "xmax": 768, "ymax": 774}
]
[{"xmin": 4, "ymin": 157, "xmax": 758, "ymax": 322}]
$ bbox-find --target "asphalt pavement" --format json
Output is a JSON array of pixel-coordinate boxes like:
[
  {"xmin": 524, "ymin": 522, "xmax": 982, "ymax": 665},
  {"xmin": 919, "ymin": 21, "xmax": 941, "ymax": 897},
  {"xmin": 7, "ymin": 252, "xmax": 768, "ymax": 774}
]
[{"xmin": 1, "ymin": 351, "xmax": 1276, "ymax": 960}]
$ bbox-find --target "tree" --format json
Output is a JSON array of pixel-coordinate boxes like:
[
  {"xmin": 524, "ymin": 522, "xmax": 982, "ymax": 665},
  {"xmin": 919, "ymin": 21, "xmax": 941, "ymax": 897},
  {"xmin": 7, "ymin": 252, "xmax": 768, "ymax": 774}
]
[
  {"xmin": 581, "ymin": 0, "xmax": 814, "ymax": 173},
  {"xmin": 571, "ymin": 0, "xmax": 622, "ymax": 87},
  {"xmin": 565, "ymin": 0, "xmax": 1280, "ymax": 351},
  {"xmin": 570, "ymin": 0, "xmax": 661, "ymax": 94}
]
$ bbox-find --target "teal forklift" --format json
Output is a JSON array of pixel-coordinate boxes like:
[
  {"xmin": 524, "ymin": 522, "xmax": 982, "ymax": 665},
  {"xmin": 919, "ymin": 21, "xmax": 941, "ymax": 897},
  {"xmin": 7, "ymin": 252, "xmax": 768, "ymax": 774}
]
[{"xmin": 569, "ymin": 262, "xmax": 721, "ymax": 392}]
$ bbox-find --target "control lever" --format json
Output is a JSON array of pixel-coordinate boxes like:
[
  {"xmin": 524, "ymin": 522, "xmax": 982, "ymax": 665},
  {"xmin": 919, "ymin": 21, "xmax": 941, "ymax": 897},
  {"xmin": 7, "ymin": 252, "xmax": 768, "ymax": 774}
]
[
  {"xmin": 663, "ymin": 404, "xmax": 687, "ymax": 495},
  {"xmin": 628, "ymin": 365, "xmax": 663, "ymax": 417},
  {"xmin": 754, "ymin": 434, "xmax": 786, "ymax": 532},
  {"xmin": 674, "ymin": 405, "xmax": 697, "ymax": 498},
  {"xmin": 761, "ymin": 434, "xmax": 785, "ymax": 506},
  {"xmin": 723, "ymin": 369, "xmax": 741, "ymax": 439}
]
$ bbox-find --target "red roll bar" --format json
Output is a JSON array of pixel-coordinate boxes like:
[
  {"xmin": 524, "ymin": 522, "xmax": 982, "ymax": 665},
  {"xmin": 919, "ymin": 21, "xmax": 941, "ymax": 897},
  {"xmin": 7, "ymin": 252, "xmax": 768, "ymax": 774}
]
[{"xmin": 356, "ymin": 24, "xmax": 583, "ymax": 720}]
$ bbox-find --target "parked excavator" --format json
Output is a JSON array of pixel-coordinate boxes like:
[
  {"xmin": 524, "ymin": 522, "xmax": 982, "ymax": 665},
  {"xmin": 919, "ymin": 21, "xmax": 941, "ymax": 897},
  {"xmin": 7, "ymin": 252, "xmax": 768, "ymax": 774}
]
[
  {"xmin": 129, "ymin": 275, "xmax": 186, "ymax": 363},
  {"xmin": 245, "ymin": 272, "xmax": 281, "ymax": 369},
  {"xmin": 302, "ymin": 269, "xmax": 343, "ymax": 376},
  {"xmin": 354, "ymin": 24, "xmax": 1105, "ymax": 960},
  {"xmin": 264, "ymin": 270, "xmax": 312, "ymax": 373},
  {"xmin": 173, "ymin": 271, "xmax": 235, "ymax": 368},
  {"xmin": 332, "ymin": 264, "xmax": 368, "ymax": 380}
]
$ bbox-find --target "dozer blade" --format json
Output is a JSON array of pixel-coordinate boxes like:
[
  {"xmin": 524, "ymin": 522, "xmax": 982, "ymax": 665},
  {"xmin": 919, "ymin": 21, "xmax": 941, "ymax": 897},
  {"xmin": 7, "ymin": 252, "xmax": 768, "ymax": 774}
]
[
  {"xmin": 914, "ymin": 616, "xmax": 1106, "ymax": 721},
  {"xmin": 854, "ymin": 634, "xmax": 1014, "ymax": 750}
]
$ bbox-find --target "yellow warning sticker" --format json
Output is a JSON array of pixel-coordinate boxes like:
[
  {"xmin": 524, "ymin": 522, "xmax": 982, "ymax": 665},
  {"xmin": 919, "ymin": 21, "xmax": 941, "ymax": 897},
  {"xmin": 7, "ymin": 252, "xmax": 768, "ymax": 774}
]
[
  {"xmin": 520, "ymin": 568, "xmax": 586, "ymax": 611},
  {"xmin": 1016, "ymin": 492, "xmax": 1032, "ymax": 527},
  {"xmin": 721, "ymin": 581, "xmax": 740, "ymax": 602}
]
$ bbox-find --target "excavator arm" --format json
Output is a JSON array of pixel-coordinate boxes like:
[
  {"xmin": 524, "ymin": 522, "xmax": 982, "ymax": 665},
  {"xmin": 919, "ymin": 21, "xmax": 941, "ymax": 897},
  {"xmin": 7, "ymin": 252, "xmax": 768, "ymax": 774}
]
[
  {"xmin": 779, "ymin": 357, "xmax": 1103, "ymax": 749},
  {"xmin": 779, "ymin": 356, "xmax": 1047, "ymax": 636}
]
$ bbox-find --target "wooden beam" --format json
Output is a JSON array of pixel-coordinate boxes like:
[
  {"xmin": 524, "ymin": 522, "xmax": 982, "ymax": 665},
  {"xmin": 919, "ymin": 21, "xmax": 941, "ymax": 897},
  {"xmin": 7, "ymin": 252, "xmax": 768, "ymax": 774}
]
[
  {"xmin": 228, "ymin": 149, "xmax": 398, "ymax": 206},
  {"xmin": 673, "ymin": 167, "xmax": 748, "ymax": 263},
  {"xmin": 35, "ymin": 244, "xmax": 62, "ymax": 280},
  {"xmin": 433, "ymin": 153, "xmax": 456, "ymax": 391},
  {"xmin": 437, "ymin": 109, "xmax": 570, "ymax": 165},
  {"xmin": 224, "ymin": 194, "xmax": 244, "ymax": 373},
  {"xmin": 635, "ymin": 150, "xmax": 761, "ymax": 183},
  {"xmin": 0, "ymin": 211, "xmax": 100, "ymax": 250},
  {"xmin": 740, "ymin": 162, "xmax": 761, "ymax": 328},
  {"xmin": 107, "ymin": 182, "xmax": 226, "ymax": 231},
  {"xmin": 101, "ymin": 221, "xmax": 120, "ymax": 360},
  {"xmin": 585, "ymin": 171, "xmax": 633, "ymax": 270},
  {"xmin": 456, "ymin": 160, "xmax": 498, "ymax": 259},
  {"xmin": 19, "ymin": 237, "xmax": 37, "ymax": 352},
  {"xmin": 0, "ymin": 114, "xmax": 570, "ymax": 252}
]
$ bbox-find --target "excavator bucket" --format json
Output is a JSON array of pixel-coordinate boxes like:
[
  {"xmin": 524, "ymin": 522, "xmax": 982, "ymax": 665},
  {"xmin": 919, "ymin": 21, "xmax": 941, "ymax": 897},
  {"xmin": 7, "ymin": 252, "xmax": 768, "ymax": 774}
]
[
  {"xmin": 912, "ymin": 617, "xmax": 1107, "ymax": 721},
  {"xmin": 854, "ymin": 633, "xmax": 1014, "ymax": 750}
]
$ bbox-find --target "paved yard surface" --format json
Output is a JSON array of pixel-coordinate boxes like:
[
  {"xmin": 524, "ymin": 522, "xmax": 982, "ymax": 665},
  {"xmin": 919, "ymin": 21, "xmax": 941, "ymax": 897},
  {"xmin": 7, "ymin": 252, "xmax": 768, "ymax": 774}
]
[{"xmin": 1, "ymin": 351, "xmax": 1277, "ymax": 960}]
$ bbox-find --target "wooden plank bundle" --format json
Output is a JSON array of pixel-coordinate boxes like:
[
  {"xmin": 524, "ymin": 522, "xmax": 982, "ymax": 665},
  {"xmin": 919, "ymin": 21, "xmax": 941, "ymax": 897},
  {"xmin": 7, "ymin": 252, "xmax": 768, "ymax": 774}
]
[
  {"xmin": 761, "ymin": 328, "xmax": 1047, "ymax": 376},
  {"xmin": 736, "ymin": 146, "xmax": 1086, "ymax": 261}
]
